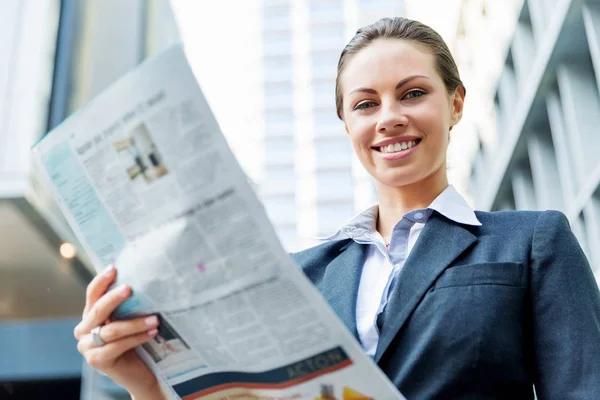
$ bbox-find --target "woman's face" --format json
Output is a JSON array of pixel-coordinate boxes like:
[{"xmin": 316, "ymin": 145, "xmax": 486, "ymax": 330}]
[{"xmin": 340, "ymin": 39, "xmax": 464, "ymax": 189}]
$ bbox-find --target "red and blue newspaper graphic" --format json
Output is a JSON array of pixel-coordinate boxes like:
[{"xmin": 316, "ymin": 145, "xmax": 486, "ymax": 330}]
[{"xmin": 174, "ymin": 347, "xmax": 353, "ymax": 399}]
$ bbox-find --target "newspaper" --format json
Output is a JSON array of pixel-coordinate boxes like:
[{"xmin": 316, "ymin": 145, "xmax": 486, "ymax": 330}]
[{"xmin": 32, "ymin": 45, "xmax": 405, "ymax": 400}]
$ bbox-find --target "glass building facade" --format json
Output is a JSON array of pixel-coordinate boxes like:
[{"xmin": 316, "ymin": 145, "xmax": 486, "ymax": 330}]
[{"xmin": 469, "ymin": 0, "xmax": 600, "ymax": 284}]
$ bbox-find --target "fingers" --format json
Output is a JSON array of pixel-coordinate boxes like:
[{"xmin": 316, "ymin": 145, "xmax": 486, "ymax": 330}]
[
  {"xmin": 97, "ymin": 315, "xmax": 160, "ymax": 344},
  {"xmin": 79, "ymin": 329, "xmax": 159, "ymax": 371},
  {"xmin": 74, "ymin": 284, "xmax": 131, "ymax": 340},
  {"xmin": 84, "ymin": 265, "xmax": 116, "ymax": 316}
]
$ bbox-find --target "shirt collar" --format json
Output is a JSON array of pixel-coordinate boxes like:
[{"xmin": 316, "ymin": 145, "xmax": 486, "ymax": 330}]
[
  {"xmin": 428, "ymin": 185, "xmax": 481, "ymax": 227},
  {"xmin": 320, "ymin": 185, "xmax": 481, "ymax": 241}
]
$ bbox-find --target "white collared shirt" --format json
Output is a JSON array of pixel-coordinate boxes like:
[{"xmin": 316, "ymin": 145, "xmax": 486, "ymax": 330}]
[{"xmin": 322, "ymin": 185, "xmax": 482, "ymax": 357}]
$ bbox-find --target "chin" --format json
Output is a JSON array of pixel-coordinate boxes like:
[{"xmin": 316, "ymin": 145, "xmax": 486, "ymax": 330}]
[{"xmin": 375, "ymin": 170, "xmax": 424, "ymax": 188}]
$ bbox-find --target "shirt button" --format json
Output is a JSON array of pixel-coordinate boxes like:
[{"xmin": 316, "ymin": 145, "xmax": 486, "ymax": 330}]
[{"xmin": 414, "ymin": 212, "xmax": 424, "ymax": 220}]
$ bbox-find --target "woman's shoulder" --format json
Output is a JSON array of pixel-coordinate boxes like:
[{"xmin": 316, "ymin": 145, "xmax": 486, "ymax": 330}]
[
  {"xmin": 290, "ymin": 239, "xmax": 352, "ymax": 265},
  {"xmin": 289, "ymin": 239, "xmax": 357, "ymax": 284},
  {"xmin": 473, "ymin": 209, "xmax": 578, "ymax": 255},
  {"xmin": 473, "ymin": 209, "xmax": 569, "ymax": 232}
]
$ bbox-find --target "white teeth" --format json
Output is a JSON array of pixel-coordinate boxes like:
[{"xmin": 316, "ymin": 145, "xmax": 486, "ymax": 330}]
[{"xmin": 379, "ymin": 140, "xmax": 418, "ymax": 153}]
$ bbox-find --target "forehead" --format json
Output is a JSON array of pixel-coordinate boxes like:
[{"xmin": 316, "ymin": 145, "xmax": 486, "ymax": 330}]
[{"xmin": 341, "ymin": 39, "xmax": 439, "ymax": 91}]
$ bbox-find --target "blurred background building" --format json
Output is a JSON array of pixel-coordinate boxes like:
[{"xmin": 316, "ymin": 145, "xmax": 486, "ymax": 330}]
[
  {"xmin": 0, "ymin": 0, "xmax": 598, "ymax": 398},
  {"xmin": 260, "ymin": 0, "xmax": 406, "ymax": 251},
  {"xmin": 463, "ymin": 0, "xmax": 600, "ymax": 286},
  {"xmin": 0, "ymin": 0, "xmax": 179, "ymax": 398}
]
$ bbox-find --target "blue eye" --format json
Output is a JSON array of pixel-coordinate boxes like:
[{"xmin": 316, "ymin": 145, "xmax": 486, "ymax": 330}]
[
  {"xmin": 354, "ymin": 101, "xmax": 377, "ymax": 110},
  {"xmin": 403, "ymin": 90, "xmax": 426, "ymax": 100}
]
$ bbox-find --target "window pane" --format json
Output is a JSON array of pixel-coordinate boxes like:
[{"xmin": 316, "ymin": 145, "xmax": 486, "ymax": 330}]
[
  {"xmin": 265, "ymin": 165, "xmax": 295, "ymax": 181},
  {"xmin": 263, "ymin": 32, "xmax": 292, "ymax": 54},
  {"xmin": 265, "ymin": 137, "xmax": 295, "ymax": 165},
  {"xmin": 317, "ymin": 202, "xmax": 355, "ymax": 233},
  {"xmin": 265, "ymin": 137, "xmax": 295, "ymax": 153},
  {"xmin": 275, "ymin": 226, "xmax": 299, "ymax": 251},
  {"xmin": 265, "ymin": 109, "xmax": 293, "ymax": 124},
  {"xmin": 311, "ymin": 53, "xmax": 338, "ymax": 78},
  {"xmin": 265, "ymin": 82, "xmax": 293, "ymax": 98},
  {"xmin": 312, "ymin": 53, "xmax": 339, "ymax": 68},
  {"xmin": 263, "ymin": 6, "xmax": 290, "ymax": 21},
  {"xmin": 313, "ymin": 109, "xmax": 341, "ymax": 127},
  {"xmin": 312, "ymin": 81, "xmax": 335, "ymax": 98},
  {"xmin": 264, "ymin": 56, "xmax": 292, "ymax": 81},
  {"xmin": 264, "ymin": 196, "xmax": 296, "ymax": 224},
  {"xmin": 310, "ymin": 1, "xmax": 343, "ymax": 14},
  {"xmin": 315, "ymin": 139, "xmax": 352, "ymax": 166},
  {"xmin": 310, "ymin": 25, "xmax": 345, "ymax": 43},
  {"xmin": 316, "ymin": 170, "xmax": 354, "ymax": 199},
  {"xmin": 264, "ymin": 57, "xmax": 292, "ymax": 71}
]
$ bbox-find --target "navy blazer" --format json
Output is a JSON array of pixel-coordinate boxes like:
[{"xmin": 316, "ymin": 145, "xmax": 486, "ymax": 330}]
[{"xmin": 291, "ymin": 210, "xmax": 600, "ymax": 399}]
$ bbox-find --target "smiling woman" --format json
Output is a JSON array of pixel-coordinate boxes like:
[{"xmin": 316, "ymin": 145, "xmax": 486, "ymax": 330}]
[
  {"xmin": 291, "ymin": 17, "xmax": 600, "ymax": 400},
  {"xmin": 73, "ymin": 16, "xmax": 600, "ymax": 400},
  {"xmin": 336, "ymin": 20, "xmax": 465, "ymax": 210}
]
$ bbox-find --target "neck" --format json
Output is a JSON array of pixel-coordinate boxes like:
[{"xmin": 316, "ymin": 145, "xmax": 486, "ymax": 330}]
[{"xmin": 375, "ymin": 169, "xmax": 448, "ymax": 243}]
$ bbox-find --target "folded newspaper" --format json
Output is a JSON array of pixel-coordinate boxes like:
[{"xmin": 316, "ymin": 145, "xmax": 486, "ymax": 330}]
[{"xmin": 32, "ymin": 45, "xmax": 405, "ymax": 400}]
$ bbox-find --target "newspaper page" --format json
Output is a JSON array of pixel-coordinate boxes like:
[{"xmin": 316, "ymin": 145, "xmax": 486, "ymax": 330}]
[{"xmin": 32, "ymin": 45, "xmax": 405, "ymax": 400}]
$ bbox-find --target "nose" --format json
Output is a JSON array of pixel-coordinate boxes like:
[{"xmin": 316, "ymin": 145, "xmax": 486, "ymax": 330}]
[{"xmin": 376, "ymin": 104, "xmax": 408, "ymax": 134}]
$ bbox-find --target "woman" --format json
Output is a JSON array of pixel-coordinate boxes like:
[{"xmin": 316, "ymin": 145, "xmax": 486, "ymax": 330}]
[{"xmin": 74, "ymin": 17, "xmax": 600, "ymax": 399}]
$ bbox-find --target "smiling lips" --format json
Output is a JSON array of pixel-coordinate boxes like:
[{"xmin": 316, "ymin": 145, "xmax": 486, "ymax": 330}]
[{"xmin": 372, "ymin": 138, "xmax": 422, "ymax": 160}]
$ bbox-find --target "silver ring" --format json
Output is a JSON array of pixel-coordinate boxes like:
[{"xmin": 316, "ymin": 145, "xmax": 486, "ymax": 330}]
[{"xmin": 91, "ymin": 325, "xmax": 106, "ymax": 346}]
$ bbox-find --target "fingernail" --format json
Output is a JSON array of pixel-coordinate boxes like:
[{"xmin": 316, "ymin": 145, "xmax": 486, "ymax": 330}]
[
  {"xmin": 117, "ymin": 284, "xmax": 129, "ymax": 294},
  {"xmin": 148, "ymin": 329, "xmax": 158, "ymax": 336},
  {"xmin": 104, "ymin": 265, "xmax": 115, "ymax": 275},
  {"xmin": 145, "ymin": 316, "xmax": 158, "ymax": 327}
]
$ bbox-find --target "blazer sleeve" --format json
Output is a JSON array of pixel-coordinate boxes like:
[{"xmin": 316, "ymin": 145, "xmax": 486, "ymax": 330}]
[{"xmin": 530, "ymin": 210, "xmax": 600, "ymax": 399}]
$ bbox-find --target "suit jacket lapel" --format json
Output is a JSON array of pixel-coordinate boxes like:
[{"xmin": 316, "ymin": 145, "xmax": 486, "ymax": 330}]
[
  {"xmin": 374, "ymin": 212, "xmax": 477, "ymax": 363},
  {"xmin": 319, "ymin": 239, "xmax": 367, "ymax": 341}
]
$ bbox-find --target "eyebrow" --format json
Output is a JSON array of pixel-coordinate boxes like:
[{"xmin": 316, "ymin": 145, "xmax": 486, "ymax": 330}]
[{"xmin": 348, "ymin": 75, "xmax": 429, "ymax": 96}]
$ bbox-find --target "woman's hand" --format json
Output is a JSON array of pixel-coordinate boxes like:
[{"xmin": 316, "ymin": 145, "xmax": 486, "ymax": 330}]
[{"xmin": 74, "ymin": 266, "xmax": 166, "ymax": 400}]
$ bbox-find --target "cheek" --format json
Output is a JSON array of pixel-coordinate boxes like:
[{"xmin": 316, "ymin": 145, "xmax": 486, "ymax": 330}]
[
  {"xmin": 413, "ymin": 98, "xmax": 451, "ymax": 133},
  {"xmin": 347, "ymin": 120, "xmax": 374, "ymax": 149}
]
